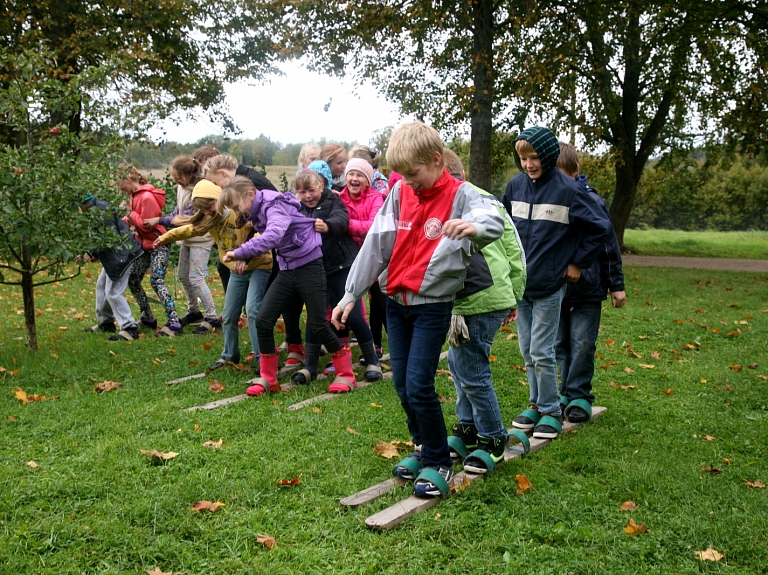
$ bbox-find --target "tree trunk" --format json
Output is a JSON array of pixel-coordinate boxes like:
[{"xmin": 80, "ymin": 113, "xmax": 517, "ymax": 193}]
[
  {"xmin": 609, "ymin": 159, "xmax": 641, "ymax": 250},
  {"xmin": 21, "ymin": 271, "xmax": 38, "ymax": 351},
  {"xmin": 469, "ymin": 0, "xmax": 494, "ymax": 191}
]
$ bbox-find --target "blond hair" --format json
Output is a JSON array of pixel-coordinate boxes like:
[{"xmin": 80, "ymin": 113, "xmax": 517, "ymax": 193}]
[
  {"xmin": 219, "ymin": 175, "xmax": 255, "ymax": 228},
  {"xmin": 387, "ymin": 122, "xmax": 444, "ymax": 174},
  {"xmin": 442, "ymin": 148, "xmax": 464, "ymax": 179},
  {"xmin": 192, "ymin": 146, "xmax": 220, "ymax": 166},
  {"xmin": 170, "ymin": 156, "xmax": 201, "ymax": 187},
  {"xmin": 348, "ymin": 145, "xmax": 380, "ymax": 169},
  {"xmin": 556, "ymin": 142, "xmax": 580, "ymax": 176},
  {"xmin": 320, "ymin": 143, "xmax": 346, "ymax": 164},
  {"xmin": 514, "ymin": 139, "xmax": 537, "ymax": 157},
  {"xmin": 171, "ymin": 197, "xmax": 225, "ymax": 235},
  {"xmin": 204, "ymin": 154, "xmax": 238, "ymax": 179},
  {"xmin": 298, "ymin": 143, "xmax": 321, "ymax": 167}
]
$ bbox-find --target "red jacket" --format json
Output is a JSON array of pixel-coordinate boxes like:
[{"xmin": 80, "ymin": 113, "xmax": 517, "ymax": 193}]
[
  {"xmin": 339, "ymin": 185, "xmax": 384, "ymax": 248},
  {"xmin": 127, "ymin": 184, "xmax": 167, "ymax": 251}
]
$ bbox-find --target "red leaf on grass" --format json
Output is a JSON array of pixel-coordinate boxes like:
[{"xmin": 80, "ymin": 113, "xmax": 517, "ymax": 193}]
[
  {"xmin": 190, "ymin": 500, "xmax": 225, "ymax": 512},
  {"xmin": 276, "ymin": 477, "xmax": 301, "ymax": 485},
  {"xmin": 256, "ymin": 533, "xmax": 278, "ymax": 549},
  {"xmin": 620, "ymin": 501, "xmax": 638, "ymax": 511},
  {"xmin": 208, "ymin": 380, "xmax": 225, "ymax": 394}
]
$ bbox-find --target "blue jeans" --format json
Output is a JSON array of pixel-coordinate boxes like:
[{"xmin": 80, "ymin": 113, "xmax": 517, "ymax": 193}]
[
  {"xmin": 556, "ymin": 300, "xmax": 602, "ymax": 404},
  {"xmin": 221, "ymin": 268, "xmax": 270, "ymax": 363},
  {"xmin": 387, "ymin": 299, "xmax": 453, "ymax": 468},
  {"xmin": 448, "ymin": 309, "xmax": 509, "ymax": 438},
  {"xmin": 516, "ymin": 285, "xmax": 565, "ymax": 416}
]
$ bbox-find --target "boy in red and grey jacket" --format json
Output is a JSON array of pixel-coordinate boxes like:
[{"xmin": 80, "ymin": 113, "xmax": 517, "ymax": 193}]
[{"xmin": 332, "ymin": 122, "xmax": 504, "ymax": 498}]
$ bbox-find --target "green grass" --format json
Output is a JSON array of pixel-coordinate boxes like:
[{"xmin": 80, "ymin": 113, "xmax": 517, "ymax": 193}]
[
  {"xmin": 624, "ymin": 229, "xmax": 768, "ymax": 259},
  {"xmin": 2, "ymin": 266, "xmax": 768, "ymax": 573}
]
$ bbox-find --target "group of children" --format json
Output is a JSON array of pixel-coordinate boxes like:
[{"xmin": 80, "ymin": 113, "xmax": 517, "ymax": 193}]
[{"xmin": 78, "ymin": 121, "xmax": 624, "ymax": 499}]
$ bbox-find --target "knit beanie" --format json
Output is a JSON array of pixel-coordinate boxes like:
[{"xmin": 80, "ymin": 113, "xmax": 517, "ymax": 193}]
[
  {"xmin": 192, "ymin": 179, "xmax": 222, "ymax": 200},
  {"xmin": 307, "ymin": 160, "xmax": 333, "ymax": 191},
  {"xmin": 513, "ymin": 126, "xmax": 560, "ymax": 174},
  {"xmin": 344, "ymin": 158, "xmax": 374, "ymax": 186}
]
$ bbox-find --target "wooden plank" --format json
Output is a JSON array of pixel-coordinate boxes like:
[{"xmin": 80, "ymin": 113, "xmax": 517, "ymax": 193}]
[
  {"xmin": 364, "ymin": 407, "xmax": 606, "ymax": 530},
  {"xmin": 340, "ymin": 478, "xmax": 401, "ymax": 508},
  {"xmin": 166, "ymin": 372, "xmax": 206, "ymax": 385},
  {"xmin": 286, "ymin": 372, "xmax": 392, "ymax": 411},
  {"xmin": 185, "ymin": 394, "xmax": 249, "ymax": 412},
  {"xmin": 165, "ymin": 360, "xmax": 300, "ymax": 386}
]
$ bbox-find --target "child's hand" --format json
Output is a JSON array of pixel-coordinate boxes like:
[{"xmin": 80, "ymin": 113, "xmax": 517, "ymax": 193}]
[
  {"xmin": 144, "ymin": 217, "xmax": 159, "ymax": 228},
  {"xmin": 502, "ymin": 308, "xmax": 518, "ymax": 325},
  {"xmin": 443, "ymin": 219, "xmax": 477, "ymax": 240},
  {"xmin": 314, "ymin": 219, "xmax": 329, "ymax": 233},
  {"xmin": 233, "ymin": 260, "xmax": 246, "ymax": 275},
  {"xmin": 562, "ymin": 263, "xmax": 581, "ymax": 282},
  {"xmin": 152, "ymin": 238, "xmax": 164, "ymax": 249},
  {"xmin": 222, "ymin": 251, "xmax": 236, "ymax": 263},
  {"xmin": 610, "ymin": 290, "xmax": 627, "ymax": 308},
  {"xmin": 331, "ymin": 303, "xmax": 355, "ymax": 330}
]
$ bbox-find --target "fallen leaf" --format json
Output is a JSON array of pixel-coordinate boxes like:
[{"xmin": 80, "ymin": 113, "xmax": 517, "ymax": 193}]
[
  {"xmin": 8, "ymin": 416, "xmax": 16, "ymax": 421},
  {"xmin": 695, "ymin": 547, "xmax": 724, "ymax": 562},
  {"xmin": 346, "ymin": 427, "xmax": 359, "ymax": 435},
  {"xmin": 202, "ymin": 343, "xmax": 212, "ymax": 350},
  {"xmin": 723, "ymin": 458, "xmax": 732, "ymax": 464},
  {"xmin": 435, "ymin": 369, "xmax": 452, "ymax": 376},
  {"xmin": 747, "ymin": 363, "xmax": 758, "ymax": 369},
  {"xmin": 434, "ymin": 513, "xmax": 441, "ymax": 520},
  {"xmin": 500, "ymin": 326, "xmax": 513, "ymax": 332},
  {"xmin": 194, "ymin": 424, "xmax": 200, "ymax": 432},
  {"xmin": 276, "ymin": 476, "xmax": 301, "ymax": 485},
  {"xmin": 637, "ymin": 335, "xmax": 649, "ymax": 340},
  {"xmin": 515, "ymin": 474, "xmax": 534, "ymax": 496},
  {"xmin": 489, "ymin": 355, "xmax": 497, "ymax": 362},
  {"xmin": 699, "ymin": 465, "xmax": 721, "ymax": 474},
  {"xmin": 140, "ymin": 449, "xmax": 179, "ymax": 461},
  {"xmin": 12, "ymin": 387, "xmax": 28, "ymax": 404},
  {"xmin": 638, "ymin": 364, "xmax": 655, "ymax": 369},
  {"xmin": 513, "ymin": 365, "xmax": 527, "ymax": 372},
  {"xmin": 605, "ymin": 338, "xmax": 615, "ymax": 346},
  {"xmin": 506, "ymin": 332, "xmax": 517, "ymax": 340},
  {"xmin": 256, "ymin": 533, "xmax": 278, "ymax": 549},
  {"xmin": 208, "ymin": 380, "xmax": 225, "ymax": 394},
  {"xmin": 672, "ymin": 319, "xmax": 684, "ymax": 325},
  {"xmin": 726, "ymin": 329, "xmax": 741, "ymax": 337},
  {"xmin": 623, "ymin": 342, "xmax": 642, "ymax": 358},
  {"xmin": 663, "ymin": 388, "xmax": 674, "ymax": 395},
  {"xmin": 610, "ymin": 382, "xmax": 637, "ymax": 390},
  {"xmin": 370, "ymin": 402, "xmax": 382, "ymax": 409},
  {"xmin": 600, "ymin": 365, "xmax": 611, "ymax": 370},
  {"xmin": 729, "ymin": 365, "xmax": 742, "ymax": 372},
  {"xmin": 651, "ymin": 351, "xmax": 660, "ymax": 360},
  {"xmin": 94, "ymin": 380, "xmax": 122, "ymax": 393},
  {"xmin": 27, "ymin": 460, "xmax": 39, "ymax": 469},
  {"xmin": 711, "ymin": 328, "xmax": 720, "ymax": 333},
  {"xmin": 190, "ymin": 500, "xmax": 225, "ymax": 512},
  {"xmin": 744, "ymin": 479, "xmax": 766, "ymax": 488},
  {"xmin": 380, "ymin": 363, "xmax": 390, "ymax": 370},
  {"xmin": 620, "ymin": 501, "xmax": 638, "ymax": 511},
  {"xmin": 146, "ymin": 568, "xmax": 172, "ymax": 575},
  {"xmin": 312, "ymin": 406, "xmax": 323, "ymax": 414},
  {"xmin": 700, "ymin": 378, "xmax": 708, "ymax": 383},
  {"xmin": 373, "ymin": 441, "xmax": 401, "ymax": 459},
  {"xmin": 438, "ymin": 392, "xmax": 452, "ymax": 402},
  {"xmin": 189, "ymin": 361, "xmax": 199, "ymax": 366},
  {"xmin": 704, "ymin": 435, "xmax": 716, "ymax": 441},
  {"xmin": 624, "ymin": 367, "xmax": 635, "ymax": 373},
  {"xmin": 58, "ymin": 326, "xmax": 67, "ymax": 330},
  {"xmin": 624, "ymin": 518, "xmax": 648, "ymax": 535},
  {"xmin": 450, "ymin": 475, "xmax": 471, "ymax": 493},
  {"xmin": 50, "ymin": 353, "xmax": 59, "ymax": 360},
  {"xmin": 202, "ymin": 439, "xmax": 223, "ymax": 449},
  {"xmin": 757, "ymin": 375, "xmax": 768, "ymax": 381}
]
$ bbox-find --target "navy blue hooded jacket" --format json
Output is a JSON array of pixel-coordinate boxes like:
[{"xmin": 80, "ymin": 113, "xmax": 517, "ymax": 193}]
[
  {"xmin": 562, "ymin": 176, "xmax": 625, "ymax": 304},
  {"xmin": 502, "ymin": 127, "xmax": 611, "ymax": 298}
]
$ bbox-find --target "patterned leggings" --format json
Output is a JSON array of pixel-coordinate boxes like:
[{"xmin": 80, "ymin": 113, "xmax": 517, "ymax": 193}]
[{"xmin": 128, "ymin": 244, "xmax": 180, "ymax": 323}]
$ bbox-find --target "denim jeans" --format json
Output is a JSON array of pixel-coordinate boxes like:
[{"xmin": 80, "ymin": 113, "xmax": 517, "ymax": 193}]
[
  {"xmin": 387, "ymin": 299, "xmax": 453, "ymax": 468},
  {"xmin": 516, "ymin": 285, "xmax": 565, "ymax": 416},
  {"xmin": 221, "ymin": 268, "xmax": 270, "ymax": 363},
  {"xmin": 448, "ymin": 309, "xmax": 509, "ymax": 438},
  {"xmin": 95, "ymin": 267, "xmax": 137, "ymax": 330},
  {"xmin": 556, "ymin": 300, "xmax": 602, "ymax": 404}
]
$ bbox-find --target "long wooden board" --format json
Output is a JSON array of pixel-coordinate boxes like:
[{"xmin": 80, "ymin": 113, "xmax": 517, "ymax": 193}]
[{"xmin": 362, "ymin": 406, "xmax": 607, "ymax": 530}]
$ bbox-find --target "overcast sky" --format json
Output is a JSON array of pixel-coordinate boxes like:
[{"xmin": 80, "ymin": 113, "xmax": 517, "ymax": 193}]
[{"xmin": 148, "ymin": 61, "xmax": 413, "ymax": 147}]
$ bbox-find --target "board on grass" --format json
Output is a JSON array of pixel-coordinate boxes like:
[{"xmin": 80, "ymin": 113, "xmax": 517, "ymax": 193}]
[
  {"xmin": 166, "ymin": 361, "xmax": 300, "ymax": 386},
  {"xmin": 359, "ymin": 406, "xmax": 606, "ymax": 530}
]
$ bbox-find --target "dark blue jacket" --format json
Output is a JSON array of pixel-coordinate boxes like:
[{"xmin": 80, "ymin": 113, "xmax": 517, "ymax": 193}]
[
  {"xmin": 502, "ymin": 167, "xmax": 611, "ymax": 298},
  {"xmin": 563, "ymin": 177, "xmax": 625, "ymax": 304},
  {"xmin": 86, "ymin": 199, "xmax": 144, "ymax": 282}
]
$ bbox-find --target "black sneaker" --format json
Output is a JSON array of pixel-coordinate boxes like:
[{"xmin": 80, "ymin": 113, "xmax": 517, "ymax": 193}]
[
  {"xmin": 532, "ymin": 413, "xmax": 563, "ymax": 439},
  {"xmin": 413, "ymin": 466, "xmax": 454, "ymax": 498},
  {"xmin": 512, "ymin": 406, "xmax": 541, "ymax": 431},
  {"xmin": 85, "ymin": 321, "xmax": 116, "ymax": 333},
  {"xmin": 208, "ymin": 359, "xmax": 229, "ymax": 373},
  {"xmin": 566, "ymin": 405, "xmax": 590, "ymax": 423},
  {"xmin": 108, "ymin": 326, "xmax": 139, "ymax": 341},
  {"xmin": 179, "ymin": 311, "xmax": 204, "ymax": 326},
  {"xmin": 450, "ymin": 422, "xmax": 478, "ymax": 456},
  {"xmin": 463, "ymin": 435, "xmax": 506, "ymax": 474},
  {"xmin": 139, "ymin": 317, "xmax": 157, "ymax": 330},
  {"xmin": 193, "ymin": 317, "xmax": 222, "ymax": 334}
]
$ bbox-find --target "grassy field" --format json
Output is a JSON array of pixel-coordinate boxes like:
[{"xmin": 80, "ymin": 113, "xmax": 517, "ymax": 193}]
[
  {"xmin": 624, "ymin": 229, "xmax": 768, "ymax": 260},
  {"xmin": 1, "ymin": 265, "xmax": 767, "ymax": 573}
]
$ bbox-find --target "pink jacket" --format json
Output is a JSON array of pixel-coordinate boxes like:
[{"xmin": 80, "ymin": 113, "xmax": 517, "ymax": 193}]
[{"xmin": 339, "ymin": 185, "xmax": 384, "ymax": 248}]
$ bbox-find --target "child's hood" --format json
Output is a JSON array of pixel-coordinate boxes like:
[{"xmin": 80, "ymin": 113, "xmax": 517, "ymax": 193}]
[
  {"xmin": 307, "ymin": 160, "xmax": 333, "ymax": 191},
  {"xmin": 133, "ymin": 183, "xmax": 166, "ymax": 207},
  {"xmin": 513, "ymin": 126, "xmax": 560, "ymax": 175}
]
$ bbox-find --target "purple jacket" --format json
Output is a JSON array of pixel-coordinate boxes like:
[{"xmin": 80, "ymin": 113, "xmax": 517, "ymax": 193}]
[{"xmin": 233, "ymin": 189, "xmax": 322, "ymax": 271}]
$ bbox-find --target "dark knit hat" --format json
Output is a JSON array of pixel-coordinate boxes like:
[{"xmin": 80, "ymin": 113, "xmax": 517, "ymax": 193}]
[{"xmin": 513, "ymin": 126, "xmax": 560, "ymax": 174}]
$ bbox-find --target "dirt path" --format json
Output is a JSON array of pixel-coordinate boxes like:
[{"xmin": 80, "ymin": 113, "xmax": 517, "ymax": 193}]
[{"xmin": 622, "ymin": 255, "xmax": 768, "ymax": 272}]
